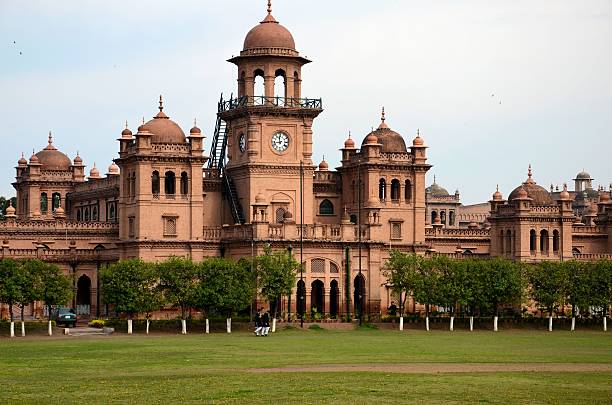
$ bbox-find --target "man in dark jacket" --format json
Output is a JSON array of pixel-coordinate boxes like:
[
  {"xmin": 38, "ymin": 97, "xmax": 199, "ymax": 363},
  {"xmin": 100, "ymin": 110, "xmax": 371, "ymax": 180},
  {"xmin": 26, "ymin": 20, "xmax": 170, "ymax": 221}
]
[
  {"xmin": 262, "ymin": 311, "xmax": 270, "ymax": 336},
  {"xmin": 254, "ymin": 309, "xmax": 262, "ymax": 336}
]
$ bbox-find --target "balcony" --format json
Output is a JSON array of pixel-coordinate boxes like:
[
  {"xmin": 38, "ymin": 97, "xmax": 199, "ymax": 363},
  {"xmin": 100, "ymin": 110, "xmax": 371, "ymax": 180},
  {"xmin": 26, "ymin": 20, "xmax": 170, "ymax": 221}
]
[{"xmin": 219, "ymin": 95, "xmax": 323, "ymax": 113}]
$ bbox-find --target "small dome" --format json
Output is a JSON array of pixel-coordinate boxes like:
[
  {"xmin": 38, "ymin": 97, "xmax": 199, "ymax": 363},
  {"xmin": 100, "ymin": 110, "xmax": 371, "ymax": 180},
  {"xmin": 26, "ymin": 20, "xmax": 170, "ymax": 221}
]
[
  {"xmin": 344, "ymin": 134, "xmax": 355, "ymax": 149},
  {"xmin": 140, "ymin": 96, "xmax": 186, "ymax": 144},
  {"xmin": 35, "ymin": 132, "xmax": 72, "ymax": 171},
  {"xmin": 492, "ymin": 185, "xmax": 503, "ymax": 201},
  {"xmin": 412, "ymin": 130, "xmax": 425, "ymax": 146},
  {"xmin": 107, "ymin": 162, "xmax": 120, "ymax": 175},
  {"xmin": 121, "ymin": 121, "xmax": 133, "ymax": 138},
  {"xmin": 575, "ymin": 171, "xmax": 592, "ymax": 180},
  {"xmin": 89, "ymin": 163, "xmax": 101, "ymax": 179},
  {"xmin": 361, "ymin": 108, "xmax": 407, "ymax": 153},
  {"xmin": 73, "ymin": 153, "xmax": 83, "ymax": 165},
  {"xmin": 190, "ymin": 123, "xmax": 202, "ymax": 135},
  {"xmin": 364, "ymin": 133, "xmax": 378, "ymax": 145},
  {"xmin": 508, "ymin": 166, "xmax": 552, "ymax": 204},
  {"xmin": 318, "ymin": 158, "xmax": 329, "ymax": 171},
  {"xmin": 243, "ymin": 5, "xmax": 296, "ymax": 52},
  {"xmin": 29, "ymin": 152, "xmax": 39, "ymax": 164},
  {"xmin": 5, "ymin": 200, "xmax": 16, "ymax": 216},
  {"xmin": 426, "ymin": 177, "xmax": 450, "ymax": 197},
  {"xmin": 18, "ymin": 153, "xmax": 27, "ymax": 166},
  {"xmin": 559, "ymin": 184, "xmax": 571, "ymax": 200}
]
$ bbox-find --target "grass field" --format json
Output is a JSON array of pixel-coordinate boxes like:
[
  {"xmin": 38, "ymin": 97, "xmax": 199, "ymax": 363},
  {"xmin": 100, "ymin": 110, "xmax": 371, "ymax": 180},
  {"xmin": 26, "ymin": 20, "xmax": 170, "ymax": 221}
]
[{"xmin": 1, "ymin": 327, "xmax": 612, "ymax": 404}]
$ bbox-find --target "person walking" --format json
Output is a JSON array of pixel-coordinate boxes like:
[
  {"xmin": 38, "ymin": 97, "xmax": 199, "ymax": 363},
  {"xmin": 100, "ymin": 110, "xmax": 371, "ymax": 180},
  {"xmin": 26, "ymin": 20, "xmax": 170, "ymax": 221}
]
[
  {"xmin": 262, "ymin": 311, "xmax": 270, "ymax": 336},
  {"xmin": 254, "ymin": 309, "xmax": 262, "ymax": 336}
]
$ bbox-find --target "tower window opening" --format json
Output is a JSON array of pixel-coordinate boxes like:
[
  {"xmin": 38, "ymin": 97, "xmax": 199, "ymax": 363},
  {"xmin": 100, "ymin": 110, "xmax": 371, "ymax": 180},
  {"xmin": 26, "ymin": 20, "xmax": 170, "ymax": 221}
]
[
  {"xmin": 379, "ymin": 179, "xmax": 386, "ymax": 200},
  {"xmin": 540, "ymin": 229, "xmax": 549, "ymax": 253},
  {"xmin": 553, "ymin": 230, "xmax": 560, "ymax": 252},
  {"xmin": 274, "ymin": 69, "xmax": 286, "ymax": 102},
  {"xmin": 530, "ymin": 229, "xmax": 536, "ymax": 252},
  {"xmin": 152, "ymin": 171, "xmax": 160, "ymax": 195},
  {"xmin": 164, "ymin": 171, "xmax": 176, "ymax": 195},
  {"xmin": 404, "ymin": 180, "xmax": 412, "ymax": 202},
  {"xmin": 319, "ymin": 199, "xmax": 334, "ymax": 215},
  {"xmin": 390, "ymin": 179, "xmax": 400, "ymax": 201},
  {"xmin": 254, "ymin": 69, "xmax": 265, "ymax": 99},
  {"xmin": 180, "ymin": 172, "xmax": 189, "ymax": 195},
  {"xmin": 40, "ymin": 193, "xmax": 48, "ymax": 213}
]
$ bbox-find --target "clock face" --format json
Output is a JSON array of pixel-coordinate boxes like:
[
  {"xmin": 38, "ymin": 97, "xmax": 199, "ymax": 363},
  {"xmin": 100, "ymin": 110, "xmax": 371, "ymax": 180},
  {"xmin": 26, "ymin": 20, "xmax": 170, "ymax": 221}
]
[
  {"xmin": 239, "ymin": 133, "xmax": 246, "ymax": 153},
  {"xmin": 271, "ymin": 132, "xmax": 289, "ymax": 152}
]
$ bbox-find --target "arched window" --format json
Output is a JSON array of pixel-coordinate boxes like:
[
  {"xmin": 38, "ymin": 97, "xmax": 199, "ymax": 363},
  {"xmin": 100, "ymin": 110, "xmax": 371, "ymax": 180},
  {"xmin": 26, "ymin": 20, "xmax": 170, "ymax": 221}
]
[
  {"xmin": 40, "ymin": 193, "xmax": 48, "ymax": 213},
  {"xmin": 296, "ymin": 279, "xmax": 306, "ymax": 317},
  {"xmin": 152, "ymin": 171, "xmax": 160, "ymax": 195},
  {"xmin": 275, "ymin": 207, "xmax": 286, "ymax": 223},
  {"xmin": 76, "ymin": 209, "xmax": 82, "ymax": 222},
  {"xmin": 354, "ymin": 274, "xmax": 366, "ymax": 317},
  {"xmin": 329, "ymin": 280, "xmax": 339, "ymax": 317},
  {"xmin": 52, "ymin": 193, "xmax": 61, "ymax": 211},
  {"xmin": 293, "ymin": 71, "xmax": 300, "ymax": 99},
  {"xmin": 274, "ymin": 69, "xmax": 286, "ymax": 101},
  {"xmin": 431, "ymin": 210, "xmax": 438, "ymax": 224},
  {"xmin": 319, "ymin": 199, "xmax": 334, "ymax": 215},
  {"xmin": 180, "ymin": 172, "xmax": 189, "ymax": 195},
  {"xmin": 239, "ymin": 71, "xmax": 246, "ymax": 97},
  {"xmin": 109, "ymin": 203, "xmax": 115, "ymax": 221},
  {"xmin": 530, "ymin": 229, "xmax": 536, "ymax": 252},
  {"xmin": 440, "ymin": 210, "xmax": 446, "ymax": 225},
  {"xmin": 254, "ymin": 69, "xmax": 265, "ymax": 99},
  {"xmin": 449, "ymin": 211, "xmax": 455, "ymax": 226},
  {"xmin": 390, "ymin": 179, "xmax": 400, "ymax": 201},
  {"xmin": 92, "ymin": 206, "xmax": 98, "ymax": 221},
  {"xmin": 379, "ymin": 179, "xmax": 386, "ymax": 200},
  {"xmin": 84, "ymin": 207, "xmax": 90, "ymax": 222},
  {"xmin": 540, "ymin": 230, "xmax": 549, "ymax": 253},
  {"xmin": 506, "ymin": 229, "xmax": 512, "ymax": 255},
  {"xmin": 311, "ymin": 259, "xmax": 325, "ymax": 273},
  {"xmin": 572, "ymin": 247, "xmax": 581, "ymax": 255},
  {"xmin": 553, "ymin": 230, "xmax": 560, "ymax": 253},
  {"xmin": 350, "ymin": 214, "xmax": 357, "ymax": 224},
  {"xmin": 164, "ymin": 171, "xmax": 175, "ymax": 195},
  {"xmin": 404, "ymin": 180, "xmax": 412, "ymax": 202},
  {"xmin": 311, "ymin": 280, "xmax": 325, "ymax": 314}
]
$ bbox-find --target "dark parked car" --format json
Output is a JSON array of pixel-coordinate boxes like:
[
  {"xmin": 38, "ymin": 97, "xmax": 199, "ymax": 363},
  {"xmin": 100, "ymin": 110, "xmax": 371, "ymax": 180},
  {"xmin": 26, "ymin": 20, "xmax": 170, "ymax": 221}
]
[{"xmin": 55, "ymin": 308, "xmax": 77, "ymax": 327}]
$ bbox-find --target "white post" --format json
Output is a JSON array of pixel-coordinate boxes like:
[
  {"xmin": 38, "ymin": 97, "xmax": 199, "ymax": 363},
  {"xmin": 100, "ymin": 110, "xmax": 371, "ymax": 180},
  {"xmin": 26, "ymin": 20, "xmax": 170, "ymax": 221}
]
[
  {"xmin": 571, "ymin": 317, "xmax": 576, "ymax": 332},
  {"xmin": 272, "ymin": 318, "xmax": 277, "ymax": 333},
  {"xmin": 226, "ymin": 318, "xmax": 232, "ymax": 333},
  {"xmin": 450, "ymin": 316, "xmax": 454, "ymax": 332},
  {"xmin": 205, "ymin": 318, "xmax": 210, "ymax": 334},
  {"xmin": 425, "ymin": 316, "xmax": 430, "ymax": 332},
  {"xmin": 146, "ymin": 319, "xmax": 150, "ymax": 335},
  {"xmin": 48, "ymin": 321, "xmax": 53, "ymax": 336},
  {"xmin": 181, "ymin": 319, "xmax": 187, "ymax": 335},
  {"xmin": 10, "ymin": 321, "xmax": 15, "ymax": 338},
  {"xmin": 548, "ymin": 315, "xmax": 553, "ymax": 332},
  {"xmin": 469, "ymin": 316, "xmax": 474, "ymax": 332},
  {"xmin": 493, "ymin": 316, "xmax": 498, "ymax": 332},
  {"xmin": 604, "ymin": 317, "xmax": 608, "ymax": 332},
  {"xmin": 127, "ymin": 319, "xmax": 133, "ymax": 335},
  {"xmin": 21, "ymin": 321, "xmax": 26, "ymax": 337},
  {"xmin": 399, "ymin": 316, "xmax": 404, "ymax": 331}
]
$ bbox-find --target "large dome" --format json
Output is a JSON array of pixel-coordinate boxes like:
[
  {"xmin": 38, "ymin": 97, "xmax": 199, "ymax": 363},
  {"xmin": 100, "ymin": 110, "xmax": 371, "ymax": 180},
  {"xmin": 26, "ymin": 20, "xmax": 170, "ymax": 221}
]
[
  {"xmin": 361, "ymin": 108, "xmax": 407, "ymax": 153},
  {"xmin": 140, "ymin": 97, "xmax": 186, "ymax": 144},
  {"xmin": 508, "ymin": 166, "xmax": 553, "ymax": 205},
  {"xmin": 35, "ymin": 133, "xmax": 72, "ymax": 171},
  {"xmin": 575, "ymin": 171, "xmax": 592, "ymax": 180},
  {"xmin": 426, "ymin": 179, "xmax": 450, "ymax": 197},
  {"xmin": 243, "ymin": 7, "xmax": 295, "ymax": 52}
]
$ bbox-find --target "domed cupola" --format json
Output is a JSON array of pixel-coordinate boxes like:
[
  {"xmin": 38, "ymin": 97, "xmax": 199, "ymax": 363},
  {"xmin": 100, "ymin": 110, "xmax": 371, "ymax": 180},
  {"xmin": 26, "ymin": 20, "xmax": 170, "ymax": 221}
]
[
  {"xmin": 35, "ymin": 132, "xmax": 72, "ymax": 171},
  {"xmin": 508, "ymin": 165, "xmax": 553, "ymax": 205},
  {"xmin": 139, "ymin": 96, "xmax": 186, "ymax": 144},
  {"xmin": 361, "ymin": 108, "xmax": 407, "ymax": 153},
  {"xmin": 426, "ymin": 175, "xmax": 450, "ymax": 197},
  {"xmin": 243, "ymin": 1, "xmax": 297, "ymax": 55}
]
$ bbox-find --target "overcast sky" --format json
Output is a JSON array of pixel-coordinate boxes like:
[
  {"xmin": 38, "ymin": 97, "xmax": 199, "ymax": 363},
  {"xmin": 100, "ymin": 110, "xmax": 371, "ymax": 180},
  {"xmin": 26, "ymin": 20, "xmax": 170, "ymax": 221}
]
[{"xmin": 1, "ymin": 0, "xmax": 610, "ymax": 204}]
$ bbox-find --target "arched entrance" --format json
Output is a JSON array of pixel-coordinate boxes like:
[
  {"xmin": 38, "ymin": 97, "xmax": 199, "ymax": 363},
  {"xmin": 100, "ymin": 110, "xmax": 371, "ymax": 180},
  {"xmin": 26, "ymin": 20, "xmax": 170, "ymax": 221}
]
[
  {"xmin": 310, "ymin": 280, "xmax": 324, "ymax": 315},
  {"xmin": 296, "ymin": 280, "xmax": 306, "ymax": 318},
  {"xmin": 329, "ymin": 280, "xmax": 339, "ymax": 318},
  {"xmin": 76, "ymin": 274, "xmax": 91, "ymax": 316},
  {"xmin": 354, "ymin": 274, "xmax": 366, "ymax": 318}
]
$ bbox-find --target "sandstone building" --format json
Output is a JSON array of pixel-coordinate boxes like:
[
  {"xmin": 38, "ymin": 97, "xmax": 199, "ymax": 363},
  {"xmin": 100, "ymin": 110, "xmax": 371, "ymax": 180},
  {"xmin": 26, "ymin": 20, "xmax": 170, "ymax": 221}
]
[{"xmin": 2, "ymin": 3, "xmax": 611, "ymax": 320}]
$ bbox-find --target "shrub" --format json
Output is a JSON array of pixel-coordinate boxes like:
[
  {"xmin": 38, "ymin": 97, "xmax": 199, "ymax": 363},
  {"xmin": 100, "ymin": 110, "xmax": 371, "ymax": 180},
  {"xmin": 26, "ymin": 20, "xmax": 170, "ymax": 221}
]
[
  {"xmin": 308, "ymin": 324, "xmax": 325, "ymax": 331},
  {"xmin": 89, "ymin": 319, "xmax": 105, "ymax": 328}
]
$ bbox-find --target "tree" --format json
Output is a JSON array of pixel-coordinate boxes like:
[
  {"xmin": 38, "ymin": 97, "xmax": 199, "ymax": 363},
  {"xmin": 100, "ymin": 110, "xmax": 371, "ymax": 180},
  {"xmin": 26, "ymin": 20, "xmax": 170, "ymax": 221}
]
[
  {"xmin": 413, "ymin": 256, "xmax": 441, "ymax": 331},
  {"xmin": 100, "ymin": 259, "xmax": 162, "ymax": 334},
  {"xmin": 383, "ymin": 251, "xmax": 425, "ymax": 330},
  {"xmin": 435, "ymin": 256, "xmax": 470, "ymax": 331},
  {"xmin": 528, "ymin": 261, "xmax": 566, "ymax": 331},
  {"xmin": 591, "ymin": 259, "xmax": 612, "ymax": 331},
  {"xmin": 194, "ymin": 257, "xmax": 236, "ymax": 334},
  {"xmin": 213, "ymin": 258, "xmax": 254, "ymax": 333},
  {"xmin": 480, "ymin": 258, "xmax": 524, "ymax": 331},
  {"xmin": 35, "ymin": 260, "xmax": 72, "ymax": 336},
  {"xmin": 157, "ymin": 257, "xmax": 199, "ymax": 334},
  {"xmin": 562, "ymin": 260, "xmax": 591, "ymax": 331},
  {"xmin": 255, "ymin": 245, "xmax": 298, "ymax": 327},
  {"xmin": 463, "ymin": 258, "xmax": 486, "ymax": 331},
  {"xmin": 15, "ymin": 260, "xmax": 44, "ymax": 336},
  {"xmin": 0, "ymin": 258, "xmax": 25, "ymax": 336}
]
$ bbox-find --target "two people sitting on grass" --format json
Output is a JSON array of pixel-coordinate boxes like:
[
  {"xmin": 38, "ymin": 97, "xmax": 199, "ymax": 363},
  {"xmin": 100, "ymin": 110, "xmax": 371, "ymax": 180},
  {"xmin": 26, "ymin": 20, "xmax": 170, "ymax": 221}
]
[{"xmin": 254, "ymin": 308, "xmax": 270, "ymax": 336}]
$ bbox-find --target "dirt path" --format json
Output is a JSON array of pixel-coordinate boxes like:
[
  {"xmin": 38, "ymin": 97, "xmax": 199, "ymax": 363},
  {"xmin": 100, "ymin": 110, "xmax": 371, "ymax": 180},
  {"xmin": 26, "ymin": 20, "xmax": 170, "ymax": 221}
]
[{"xmin": 249, "ymin": 363, "xmax": 612, "ymax": 374}]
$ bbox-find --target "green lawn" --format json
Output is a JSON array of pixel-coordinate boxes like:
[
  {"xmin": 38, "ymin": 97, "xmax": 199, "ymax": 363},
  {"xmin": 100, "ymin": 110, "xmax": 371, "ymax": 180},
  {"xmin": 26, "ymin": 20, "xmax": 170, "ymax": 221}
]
[{"xmin": 1, "ymin": 328, "xmax": 611, "ymax": 404}]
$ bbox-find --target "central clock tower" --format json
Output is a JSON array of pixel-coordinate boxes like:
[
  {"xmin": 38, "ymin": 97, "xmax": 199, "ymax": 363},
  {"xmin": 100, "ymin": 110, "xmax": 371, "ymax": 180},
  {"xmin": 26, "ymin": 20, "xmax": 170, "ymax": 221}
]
[{"xmin": 218, "ymin": 2, "xmax": 322, "ymax": 224}]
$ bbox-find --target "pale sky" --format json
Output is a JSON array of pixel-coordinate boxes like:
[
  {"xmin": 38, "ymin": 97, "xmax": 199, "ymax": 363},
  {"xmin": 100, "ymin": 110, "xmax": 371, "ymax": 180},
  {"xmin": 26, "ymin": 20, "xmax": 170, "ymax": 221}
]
[{"xmin": 1, "ymin": 0, "xmax": 611, "ymax": 204}]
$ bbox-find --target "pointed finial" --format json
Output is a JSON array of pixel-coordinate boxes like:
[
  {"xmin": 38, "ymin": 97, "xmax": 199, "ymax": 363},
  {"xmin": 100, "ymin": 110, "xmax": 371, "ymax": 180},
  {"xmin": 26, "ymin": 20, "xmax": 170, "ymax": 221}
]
[
  {"xmin": 496, "ymin": 184, "xmax": 499, "ymax": 192},
  {"xmin": 21, "ymin": 152, "xmax": 24, "ymax": 158},
  {"xmin": 434, "ymin": 174, "xmax": 436, "ymax": 184},
  {"xmin": 417, "ymin": 128, "xmax": 420, "ymax": 136},
  {"xmin": 158, "ymin": 95, "xmax": 163, "ymax": 112},
  {"xmin": 322, "ymin": 154, "xmax": 326, "ymax": 161},
  {"xmin": 125, "ymin": 120, "xmax": 129, "ymax": 129},
  {"xmin": 348, "ymin": 130, "xmax": 351, "ymax": 139},
  {"xmin": 48, "ymin": 131, "xmax": 53, "ymax": 145},
  {"xmin": 528, "ymin": 164, "xmax": 532, "ymax": 178},
  {"xmin": 381, "ymin": 106, "xmax": 385, "ymax": 122},
  {"xmin": 562, "ymin": 183, "xmax": 567, "ymax": 192},
  {"xmin": 267, "ymin": 0, "xmax": 272, "ymax": 14},
  {"xmin": 142, "ymin": 116, "xmax": 145, "ymax": 125},
  {"xmin": 193, "ymin": 118, "xmax": 197, "ymax": 127}
]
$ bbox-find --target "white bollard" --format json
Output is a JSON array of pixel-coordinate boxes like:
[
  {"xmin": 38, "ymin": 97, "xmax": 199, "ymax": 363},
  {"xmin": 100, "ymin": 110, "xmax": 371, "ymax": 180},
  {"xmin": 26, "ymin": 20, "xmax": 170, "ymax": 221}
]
[
  {"xmin": 469, "ymin": 316, "xmax": 474, "ymax": 332},
  {"xmin": 48, "ymin": 321, "xmax": 53, "ymax": 336},
  {"xmin": 21, "ymin": 321, "xmax": 25, "ymax": 337},
  {"xmin": 604, "ymin": 317, "xmax": 607, "ymax": 332},
  {"xmin": 10, "ymin": 322, "xmax": 15, "ymax": 338},
  {"xmin": 127, "ymin": 319, "xmax": 133, "ymax": 335},
  {"xmin": 272, "ymin": 318, "xmax": 277, "ymax": 333},
  {"xmin": 63, "ymin": 328, "xmax": 69, "ymax": 335},
  {"xmin": 146, "ymin": 319, "xmax": 150, "ymax": 335},
  {"xmin": 425, "ymin": 316, "xmax": 430, "ymax": 332},
  {"xmin": 493, "ymin": 316, "xmax": 498, "ymax": 332},
  {"xmin": 205, "ymin": 319, "xmax": 210, "ymax": 334},
  {"xmin": 181, "ymin": 319, "xmax": 187, "ymax": 335},
  {"xmin": 571, "ymin": 317, "xmax": 576, "ymax": 332},
  {"xmin": 399, "ymin": 316, "xmax": 404, "ymax": 331},
  {"xmin": 450, "ymin": 316, "xmax": 454, "ymax": 332},
  {"xmin": 226, "ymin": 318, "xmax": 232, "ymax": 334},
  {"xmin": 548, "ymin": 316, "xmax": 553, "ymax": 332}
]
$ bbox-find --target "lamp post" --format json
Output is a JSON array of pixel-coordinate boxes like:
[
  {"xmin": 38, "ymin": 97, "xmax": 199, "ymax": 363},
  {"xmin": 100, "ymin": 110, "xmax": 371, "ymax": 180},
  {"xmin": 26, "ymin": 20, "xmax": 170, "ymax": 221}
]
[
  {"xmin": 299, "ymin": 160, "xmax": 304, "ymax": 328},
  {"xmin": 287, "ymin": 244, "xmax": 292, "ymax": 322}
]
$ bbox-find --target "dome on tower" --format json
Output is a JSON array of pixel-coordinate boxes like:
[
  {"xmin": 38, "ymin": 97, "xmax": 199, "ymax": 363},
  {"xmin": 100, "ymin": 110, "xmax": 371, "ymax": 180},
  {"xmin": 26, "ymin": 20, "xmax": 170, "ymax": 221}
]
[
  {"xmin": 361, "ymin": 108, "xmax": 407, "ymax": 153},
  {"xmin": 140, "ymin": 96, "xmax": 186, "ymax": 144},
  {"xmin": 89, "ymin": 163, "xmax": 101, "ymax": 179},
  {"xmin": 492, "ymin": 185, "xmax": 503, "ymax": 201},
  {"xmin": 5, "ymin": 200, "xmax": 16, "ymax": 217},
  {"xmin": 107, "ymin": 162, "xmax": 120, "ymax": 176},
  {"xmin": 35, "ymin": 132, "xmax": 72, "ymax": 171},
  {"xmin": 17, "ymin": 153, "xmax": 27, "ymax": 166},
  {"xmin": 243, "ymin": 2, "xmax": 296, "ymax": 52},
  {"xmin": 426, "ymin": 177, "xmax": 450, "ymax": 197},
  {"xmin": 121, "ymin": 121, "xmax": 133, "ymax": 138},
  {"xmin": 412, "ymin": 130, "xmax": 425, "ymax": 146},
  {"xmin": 344, "ymin": 133, "xmax": 355, "ymax": 149},
  {"xmin": 575, "ymin": 171, "xmax": 592, "ymax": 180},
  {"xmin": 73, "ymin": 153, "xmax": 83, "ymax": 165},
  {"xmin": 508, "ymin": 165, "xmax": 553, "ymax": 205}
]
